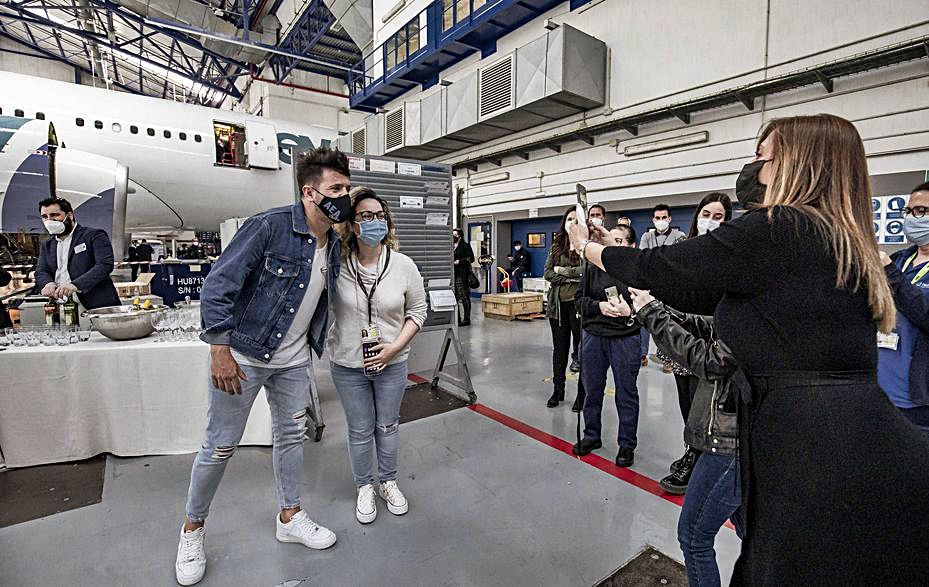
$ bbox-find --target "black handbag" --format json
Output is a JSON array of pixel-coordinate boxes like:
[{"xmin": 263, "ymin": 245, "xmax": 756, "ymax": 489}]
[{"xmin": 468, "ymin": 266, "xmax": 480, "ymax": 289}]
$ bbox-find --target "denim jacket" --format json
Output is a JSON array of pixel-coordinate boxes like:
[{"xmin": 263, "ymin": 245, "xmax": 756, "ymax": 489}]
[{"xmin": 199, "ymin": 202, "xmax": 341, "ymax": 363}]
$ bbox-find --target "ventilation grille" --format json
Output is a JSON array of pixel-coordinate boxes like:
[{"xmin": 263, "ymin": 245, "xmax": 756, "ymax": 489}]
[
  {"xmin": 479, "ymin": 55, "xmax": 514, "ymax": 118},
  {"xmin": 352, "ymin": 128, "xmax": 366, "ymax": 153},
  {"xmin": 385, "ymin": 108, "xmax": 405, "ymax": 151}
]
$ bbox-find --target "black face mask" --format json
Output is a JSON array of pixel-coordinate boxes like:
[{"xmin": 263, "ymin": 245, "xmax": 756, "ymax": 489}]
[
  {"xmin": 310, "ymin": 188, "xmax": 352, "ymax": 224},
  {"xmin": 735, "ymin": 159, "xmax": 768, "ymax": 208}
]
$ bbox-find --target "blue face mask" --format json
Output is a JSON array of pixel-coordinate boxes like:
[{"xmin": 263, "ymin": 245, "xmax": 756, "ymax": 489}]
[
  {"xmin": 357, "ymin": 219, "xmax": 388, "ymax": 246},
  {"xmin": 904, "ymin": 215, "xmax": 929, "ymax": 246}
]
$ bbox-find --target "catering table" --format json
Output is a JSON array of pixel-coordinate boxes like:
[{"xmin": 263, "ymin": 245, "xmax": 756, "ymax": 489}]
[{"xmin": 0, "ymin": 334, "xmax": 272, "ymax": 468}]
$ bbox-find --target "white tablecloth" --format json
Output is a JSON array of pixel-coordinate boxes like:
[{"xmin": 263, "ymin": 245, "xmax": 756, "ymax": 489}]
[{"xmin": 0, "ymin": 334, "xmax": 272, "ymax": 468}]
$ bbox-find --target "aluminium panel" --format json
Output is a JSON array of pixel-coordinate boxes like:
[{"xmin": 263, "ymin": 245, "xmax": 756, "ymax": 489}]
[
  {"xmin": 445, "ymin": 70, "xmax": 479, "ymax": 135},
  {"xmin": 364, "ymin": 114, "xmax": 385, "ymax": 156},
  {"xmin": 420, "ymin": 89, "xmax": 446, "ymax": 144}
]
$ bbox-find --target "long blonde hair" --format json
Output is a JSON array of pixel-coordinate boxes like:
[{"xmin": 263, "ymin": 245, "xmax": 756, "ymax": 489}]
[{"xmin": 757, "ymin": 114, "xmax": 894, "ymax": 332}]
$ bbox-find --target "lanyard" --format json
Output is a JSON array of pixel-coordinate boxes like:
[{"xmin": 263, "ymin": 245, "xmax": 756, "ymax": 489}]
[
  {"xmin": 350, "ymin": 248, "xmax": 391, "ymax": 323},
  {"xmin": 902, "ymin": 252, "xmax": 929, "ymax": 286}
]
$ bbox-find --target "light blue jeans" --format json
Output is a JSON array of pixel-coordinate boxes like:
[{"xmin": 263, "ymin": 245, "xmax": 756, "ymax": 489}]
[
  {"xmin": 185, "ymin": 361, "xmax": 311, "ymax": 522},
  {"xmin": 330, "ymin": 361, "xmax": 408, "ymax": 487}
]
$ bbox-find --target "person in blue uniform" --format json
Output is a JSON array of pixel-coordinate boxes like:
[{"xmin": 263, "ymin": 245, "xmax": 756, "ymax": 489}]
[{"xmin": 878, "ymin": 181, "xmax": 929, "ymax": 437}]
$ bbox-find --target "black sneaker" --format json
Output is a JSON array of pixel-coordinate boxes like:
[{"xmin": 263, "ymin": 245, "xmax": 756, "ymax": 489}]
[
  {"xmin": 615, "ymin": 447, "xmax": 635, "ymax": 467},
  {"xmin": 546, "ymin": 391, "xmax": 564, "ymax": 408},
  {"xmin": 660, "ymin": 448, "xmax": 699, "ymax": 494},
  {"xmin": 572, "ymin": 438, "xmax": 602, "ymax": 456},
  {"xmin": 569, "ymin": 358, "xmax": 580, "ymax": 373}
]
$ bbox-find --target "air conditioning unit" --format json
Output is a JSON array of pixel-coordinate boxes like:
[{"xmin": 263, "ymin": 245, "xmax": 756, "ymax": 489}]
[
  {"xmin": 384, "ymin": 102, "xmax": 421, "ymax": 154},
  {"xmin": 336, "ymin": 133, "xmax": 352, "ymax": 153},
  {"xmin": 364, "ymin": 114, "xmax": 385, "ymax": 156},
  {"xmin": 351, "ymin": 127, "xmax": 366, "ymax": 154},
  {"xmin": 478, "ymin": 54, "xmax": 515, "ymax": 121}
]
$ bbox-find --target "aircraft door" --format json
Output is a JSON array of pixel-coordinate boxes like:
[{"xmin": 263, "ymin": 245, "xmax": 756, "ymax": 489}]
[{"xmin": 246, "ymin": 120, "xmax": 279, "ymax": 169}]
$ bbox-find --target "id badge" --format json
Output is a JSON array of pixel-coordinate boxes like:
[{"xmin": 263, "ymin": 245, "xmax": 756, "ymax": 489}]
[{"xmin": 877, "ymin": 332, "xmax": 899, "ymax": 351}]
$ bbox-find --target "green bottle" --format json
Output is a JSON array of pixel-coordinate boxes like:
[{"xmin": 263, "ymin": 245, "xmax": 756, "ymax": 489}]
[{"xmin": 63, "ymin": 295, "xmax": 79, "ymax": 327}]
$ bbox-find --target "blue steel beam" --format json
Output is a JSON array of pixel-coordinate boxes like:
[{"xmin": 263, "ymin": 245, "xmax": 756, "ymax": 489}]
[
  {"xmin": 0, "ymin": 5, "xmax": 243, "ymax": 98},
  {"xmin": 267, "ymin": 0, "xmax": 336, "ymax": 82}
]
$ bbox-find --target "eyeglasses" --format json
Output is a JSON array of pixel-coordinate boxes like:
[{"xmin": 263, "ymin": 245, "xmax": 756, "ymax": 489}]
[
  {"xmin": 903, "ymin": 206, "xmax": 928, "ymax": 218},
  {"xmin": 355, "ymin": 211, "xmax": 387, "ymax": 222}
]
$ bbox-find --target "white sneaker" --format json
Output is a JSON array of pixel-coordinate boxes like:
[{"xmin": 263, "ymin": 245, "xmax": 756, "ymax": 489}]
[
  {"xmin": 275, "ymin": 510, "xmax": 337, "ymax": 549},
  {"xmin": 175, "ymin": 526, "xmax": 206, "ymax": 586},
  {"xmin": 378, "ymin": 480, "xmax": 409, "ymax": 515},
  {"xmin": 356, "ymin": 484, "xmax": 377, "ymax": 524}
]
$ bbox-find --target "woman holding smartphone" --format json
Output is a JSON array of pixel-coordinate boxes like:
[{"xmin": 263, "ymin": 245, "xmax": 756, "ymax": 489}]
[{"xmin": 328, "ymin": 187, "xmax": 427, "ymax": 525}]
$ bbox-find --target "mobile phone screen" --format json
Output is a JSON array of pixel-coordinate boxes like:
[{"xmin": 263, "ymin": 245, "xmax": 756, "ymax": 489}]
[{"xmin": 576, "ymin": 183, "xmax": 588, "ymax": 224}]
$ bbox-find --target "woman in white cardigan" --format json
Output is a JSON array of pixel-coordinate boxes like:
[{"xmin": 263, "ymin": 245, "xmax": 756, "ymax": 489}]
[{"xmin": 327, "ymin": 186, "xmax": 427, "ymax": 524}]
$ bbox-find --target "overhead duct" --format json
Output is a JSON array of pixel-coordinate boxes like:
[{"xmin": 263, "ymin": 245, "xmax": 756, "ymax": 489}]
[
  {"xmin": 322, "ymin": 0, "xmax": 372, "ymax": 53},
  {"xmin": 114, "ymin": 0, "xmax": 279, "ymax": 63}
]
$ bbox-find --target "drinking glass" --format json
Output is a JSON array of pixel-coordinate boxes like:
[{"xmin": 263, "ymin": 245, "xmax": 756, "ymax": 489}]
[
  {"xmin": 0, "ymin": 329, "xmax": 10, "ymax": 347},
  {"xmin": 150, "ymin": 312, "xmax": 166, "ymax": 343},
  {"xmin": 78, "ymin": 329, "xmax": 91, "ymax": 342}
]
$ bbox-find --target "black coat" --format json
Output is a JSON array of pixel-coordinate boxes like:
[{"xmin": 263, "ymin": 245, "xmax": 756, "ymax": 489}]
[
  {"xmin": 35, "ymin": 225, "xmax": 120, "ymax": 309},
  {"xmin": 453, "ymin": 239, "xmax": 474, "ymax": 282},
  {"xmin": 0, "ymin": 267, "xmax": 12, "ymax": 328},
  {"xmin": 511, "ymin": 248, "xmax": 530, "ymax": 274}
]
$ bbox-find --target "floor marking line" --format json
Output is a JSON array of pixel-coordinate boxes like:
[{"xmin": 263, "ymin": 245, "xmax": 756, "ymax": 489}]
[{"xmin": 467, "ymin": 403, "xmax": 685, "ymax": 507}]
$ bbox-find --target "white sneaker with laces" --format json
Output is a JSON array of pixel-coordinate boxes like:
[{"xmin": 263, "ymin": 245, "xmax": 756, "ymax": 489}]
[
  {"xmin": 175, "ymin": 526, "xmax": 206, "ymax": 586},
  {"xmin": 275, "ymin": 510, "xmax": 337, "ymax": 549},
  {"xmin": 378, "ymin": 480, "xmax": 409, "ymax": 515},
  {"xmin": 356, "ymin": 484, "xmax": 377, "ymax": 524}
]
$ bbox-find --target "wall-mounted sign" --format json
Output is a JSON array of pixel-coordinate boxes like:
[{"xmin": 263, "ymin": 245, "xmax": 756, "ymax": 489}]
[
  {"xmin": 400, "ymin": 196, "xmax": 424, "ymax": 209},
  {"xmin": 873, "ymin": 195, "xmax": 908, "ymax": 244},
  {"xmin": 370, "ymin": 159, "xmax": 396, "ymax": 174},
  {"xmin": 398, "ymin": 162, "xmax": 422, "ymax": 176},
  {"xmin": 347, "ymin": 156, "xmax": 366, "ymax": 171}
]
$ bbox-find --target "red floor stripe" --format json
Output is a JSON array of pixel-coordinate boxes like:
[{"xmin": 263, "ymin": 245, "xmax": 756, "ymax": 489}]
[
  {"xmin": 467, "ymin": 403, "xmax": 685, "ymax": 507},
  {"xmin": 408, "ymin": 373, "xmax": 430, "ymax": 385}
]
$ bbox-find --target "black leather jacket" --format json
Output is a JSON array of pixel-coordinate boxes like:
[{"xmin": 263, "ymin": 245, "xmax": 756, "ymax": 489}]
[{"xmin": 636, "ymin": 300, "xmax": 748, "ymax": 455}]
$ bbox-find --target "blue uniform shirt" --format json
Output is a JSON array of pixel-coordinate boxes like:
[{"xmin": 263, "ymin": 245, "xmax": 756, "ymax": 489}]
[{"xmin": 878, "ymin": 252, "xmax": 929, "ymax": 409}]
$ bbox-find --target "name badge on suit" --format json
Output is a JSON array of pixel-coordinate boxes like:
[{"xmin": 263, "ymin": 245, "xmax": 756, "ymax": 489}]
[{"xmin": 74, "ymin": 243, "xmax": 87, "ymax": 254}]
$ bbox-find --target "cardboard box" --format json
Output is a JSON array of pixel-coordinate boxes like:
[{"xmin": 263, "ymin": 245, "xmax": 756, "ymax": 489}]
[
  {"xmin": 481, "ymin": 293, "xmax": 543, "ymax": 320},
  {"xmin": 113, "ymin": 272, "xmax": 155, "ymax": 297}
]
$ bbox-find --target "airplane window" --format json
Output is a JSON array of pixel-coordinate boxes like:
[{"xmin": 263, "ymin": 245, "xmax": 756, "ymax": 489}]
[
  {"xmin": 14, "ymin": 109, "xmax": 24, "ymax": 117},
  {"xmin": 94, "ymin": 120, "xmax": 103, "ymax": 129},
  {"xmin": 36, "ymin": 112, "xmax": 45, "ymax": 120},
  {"xmin": 163, "ymin": 130, "xmax": 171, "ymax": 139},
  {"xmin": 130, "ymin": 125, "xmax": 138, "ymax": 134},
  {"xmin": 76, "ymin": 118, "xmax": 84, "ymax": 126},
  {"xmin": 147, "ymin": 128, "xmax": 155, "ymax": 136},
  {"xmin": 194, "ymin": 134, "xmax": 202, "ymax": 142},
  {"xmin": 112, "ymin": 123, "xmax": 122, "ymax": 133},
  {"xmin": 179, "ymin": 132, "xmax": 187, "ymax": 141}
]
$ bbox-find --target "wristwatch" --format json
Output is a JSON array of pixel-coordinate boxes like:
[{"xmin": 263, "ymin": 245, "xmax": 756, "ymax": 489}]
[{"xmin": 579, "ymin": 239, "xmax": 593, "ymax": 258}]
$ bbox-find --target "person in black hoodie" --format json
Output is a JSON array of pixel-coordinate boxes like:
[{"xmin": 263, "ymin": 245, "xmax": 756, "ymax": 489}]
[
  {"xmin": 452, "ymin": 228, "xmax": 475, "ymax": 326},
  {"xmin": 630, "ymin": 287, "xmax": 745, "ymax": 586},
  {"xmin": 572, "ymin": 225, "xmax": 642, "ymax": 467}
]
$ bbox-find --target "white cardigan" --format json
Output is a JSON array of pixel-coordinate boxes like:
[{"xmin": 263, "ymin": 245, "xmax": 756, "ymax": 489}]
[{"xmin": 327, "ymin": 247, "xmax": 428, "ymax": 369}]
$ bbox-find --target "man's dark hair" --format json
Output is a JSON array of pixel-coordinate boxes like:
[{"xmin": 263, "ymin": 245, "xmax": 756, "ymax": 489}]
[
  {"xmin": 296, "ymin": 147, "xmax": 350, "ymax": 188},
  {"xmin": 589, "ymin": 204, "xmax": 606, "ymax": 216},
  {"xmin": 38, "ymin": 197, "xmax": 73, "ymax": 213},
  {"xmin": 513, "ymin": 240, "xmax": 522, "ymax": 246},
  {"xmin": 614, "ymin": 224, "xmax": 637, "ymax": 246},
  {"xmin": 913, "ymin": 182, "xmax": 929, "ymax": 193},
  {"xmin": 653, "ymin": 204, "xmax": 670, "ymax": 214}
]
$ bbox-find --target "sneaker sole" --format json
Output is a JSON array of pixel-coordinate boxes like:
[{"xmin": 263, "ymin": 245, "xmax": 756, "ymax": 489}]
[
  {"xmin": 175, "ymin": 567, "xmax": 205, "ymax": 586},
  {"xmin": 275, "ymin": 531, "xmax": 337, "ymax": 549},
  {"xmin": 384, "ymin": 501, "xmax": 408, "ymax": 516},
  {"xmin": 356, "ymin": 507, "xmax": 377, "ymax": 524},
  {"xmin": 660, "ymin": 484, "xmax": 687, "ymax": 495}
]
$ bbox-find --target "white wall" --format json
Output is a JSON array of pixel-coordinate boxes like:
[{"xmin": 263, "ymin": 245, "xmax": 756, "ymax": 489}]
[
  {"xmin": 0, "ymin": 37, "xmax": 76, "ymax": 83},
  {"xmin": 354, "ymin": 0, "xmax": 929, "ymax": 218},
  {"xmin": 241, "ymin": 69, "xmax": 366, "ymax": 132}
]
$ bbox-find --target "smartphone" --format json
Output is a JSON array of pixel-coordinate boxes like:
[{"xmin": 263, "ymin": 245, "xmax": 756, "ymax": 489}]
[
  {"xmin": 575, "ymin": 183, "xmax": 588, "ymax": 225},
  {"xmin": 605, "ymin": 286, "xmax": 621, "ymax": 306}
]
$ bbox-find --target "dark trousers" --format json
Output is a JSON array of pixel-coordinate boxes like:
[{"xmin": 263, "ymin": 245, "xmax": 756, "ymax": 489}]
[
  {"xmin": 678, "ymin": 452, "xmax": 744, "ymax": 587},
  {"xmin": 674, "ymin": 373, "xmax": 699, "ymax": 423},
  {"xmin": 511, "ymin": 269, "xmax": 524, "ymax": 292},
  {"xmin": 548, "ymin": 300, "xmax": 582, "ymax": 397},
  {"xmin": 130, "ymin": 263, "xmax": 150, "ymax": 281},
  {"xmin": 581, "ymin": 331, "xmax": 641, "ymax": 449}
]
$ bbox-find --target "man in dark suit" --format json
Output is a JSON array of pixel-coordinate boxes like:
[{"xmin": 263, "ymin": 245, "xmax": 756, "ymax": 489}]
[{"xmin": 35, "ymin": 197, "xmax": 120, "ymax": 310}]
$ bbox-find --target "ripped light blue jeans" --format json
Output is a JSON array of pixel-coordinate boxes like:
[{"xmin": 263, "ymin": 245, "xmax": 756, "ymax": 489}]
[
  {"xmin": 330, "ymin": 361, "xmax": 408, "ymax": 487},
  {"xmin": 185, "ymin": 361, "xmax": 311, "ymax": 522}
]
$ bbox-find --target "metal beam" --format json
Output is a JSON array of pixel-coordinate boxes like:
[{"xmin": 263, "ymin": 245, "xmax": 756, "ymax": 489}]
[
  {"xmin": 671, "ymin": 109, "xmax": 690, "ymax": 124},
  {"xmin": 574, "ymin": 134, "xmax": 594, "ymax": 145},
  {"xmin": 731, "ymin": 90, "xmax": 754, "ymax": 111},
  {"xmin": 813, "ymin": 69, "xmax": 833, "ymax": 93},
  {"xmin": 621, "ymin": 124, "xmax": 638, "ymax": 136}
]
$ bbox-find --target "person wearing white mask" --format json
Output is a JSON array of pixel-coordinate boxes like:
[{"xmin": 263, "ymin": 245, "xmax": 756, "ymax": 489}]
[
  {"xmin": 34, "ymin": 197, "xmax": 120, "ymax": 310},
  {"xmin": 877, "ymin": 181, "xmax": 929, "ymax": 438},
  {"xmin": 328, "ymin": 187, "xmax": 427, "ymax": 525}
]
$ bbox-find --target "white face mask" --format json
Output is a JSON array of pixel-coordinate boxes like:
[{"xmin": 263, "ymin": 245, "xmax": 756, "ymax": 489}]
[
  {"xmin": 590, "ymin": 217, "xmax": 603, "ymax": 227},
  {"xmin": 564, "ymin": 221, "xmax": 574, "ymax": 233},
  {"xmin": 654, "ymin": 219, "xmax": 670, "ymax": 232},
  {"xmin": 43, "ymin": 220, "xmax": 66, "ymax": 235},
  {"xmin": 514, "ymin": 246, "xmax": 521, "ymax": 251},
  {"xmin": 697, "ymin": 218, "xmax": 721, "ymax": 235}
]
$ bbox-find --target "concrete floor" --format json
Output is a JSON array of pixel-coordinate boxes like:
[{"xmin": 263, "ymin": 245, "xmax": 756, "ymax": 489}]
[{"xmin": 0, "ymin": 307, "xmax": 741, "ymax": 586}]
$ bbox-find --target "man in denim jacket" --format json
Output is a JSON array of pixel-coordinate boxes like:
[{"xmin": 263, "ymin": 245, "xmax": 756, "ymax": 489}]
[{"xmin": 176, "ymin": 148, "xmax": 351, "ymax": 586}]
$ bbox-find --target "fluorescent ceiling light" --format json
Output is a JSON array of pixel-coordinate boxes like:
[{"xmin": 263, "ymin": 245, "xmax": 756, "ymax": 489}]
[
  {"xmin": 382, "ymin": 0, "xmax": 406, "ymax": 23},
  {"xmin": 470, "ymin": 172, "xmax": 510, "ymax": 186},
  {"xmin": 622, "ymin": 131, "xmax": 709, "ymax": 156}
]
